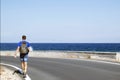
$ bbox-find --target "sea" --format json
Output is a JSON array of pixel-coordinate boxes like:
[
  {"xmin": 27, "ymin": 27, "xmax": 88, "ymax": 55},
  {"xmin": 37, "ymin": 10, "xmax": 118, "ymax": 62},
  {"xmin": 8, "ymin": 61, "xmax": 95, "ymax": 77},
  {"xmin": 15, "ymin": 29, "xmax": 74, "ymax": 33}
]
[{"xmin": 0, "ymin": 43, "xmax": 120, "ymax": 52}]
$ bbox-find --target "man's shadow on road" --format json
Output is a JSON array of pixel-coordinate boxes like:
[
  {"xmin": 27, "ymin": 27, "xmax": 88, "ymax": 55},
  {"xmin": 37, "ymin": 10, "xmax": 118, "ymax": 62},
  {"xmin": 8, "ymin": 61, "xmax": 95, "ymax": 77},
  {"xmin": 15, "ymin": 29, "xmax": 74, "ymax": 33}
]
[{"xmin": 13, "ymin": 69, "xmax": 23, "ymax": 75}]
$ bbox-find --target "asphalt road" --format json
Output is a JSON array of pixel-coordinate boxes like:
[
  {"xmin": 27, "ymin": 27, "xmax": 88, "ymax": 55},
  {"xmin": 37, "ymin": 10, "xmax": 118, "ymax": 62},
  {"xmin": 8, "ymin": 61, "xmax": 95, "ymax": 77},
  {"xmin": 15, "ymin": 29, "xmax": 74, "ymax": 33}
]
[{"xmin": 1, "ymin": 56, "xmax": 120, "ymax": 80}]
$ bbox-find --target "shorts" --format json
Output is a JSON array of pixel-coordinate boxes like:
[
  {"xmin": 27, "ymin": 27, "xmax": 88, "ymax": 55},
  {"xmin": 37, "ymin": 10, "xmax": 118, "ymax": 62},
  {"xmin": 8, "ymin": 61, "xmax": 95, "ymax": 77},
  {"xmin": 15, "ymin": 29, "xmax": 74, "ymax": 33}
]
[{"xmin": 20, "ymin": 54, "xmax": 28, "ymax": 62}]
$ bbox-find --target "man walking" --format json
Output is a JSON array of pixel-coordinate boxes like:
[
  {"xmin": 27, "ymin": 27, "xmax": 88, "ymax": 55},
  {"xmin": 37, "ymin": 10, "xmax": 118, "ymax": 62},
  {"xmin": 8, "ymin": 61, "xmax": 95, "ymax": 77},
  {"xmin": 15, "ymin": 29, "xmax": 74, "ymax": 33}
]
[{"xmin": 14, "ymin": 35, "xmax": 31, "ymax": 78}]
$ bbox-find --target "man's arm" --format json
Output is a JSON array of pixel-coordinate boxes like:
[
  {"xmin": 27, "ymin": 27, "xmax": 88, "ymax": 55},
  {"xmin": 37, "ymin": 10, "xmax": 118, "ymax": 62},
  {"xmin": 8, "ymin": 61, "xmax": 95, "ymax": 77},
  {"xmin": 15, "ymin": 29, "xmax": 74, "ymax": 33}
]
[{"xmin": 14, "ymin": 47, "xmax": 20, "ymax": 58}]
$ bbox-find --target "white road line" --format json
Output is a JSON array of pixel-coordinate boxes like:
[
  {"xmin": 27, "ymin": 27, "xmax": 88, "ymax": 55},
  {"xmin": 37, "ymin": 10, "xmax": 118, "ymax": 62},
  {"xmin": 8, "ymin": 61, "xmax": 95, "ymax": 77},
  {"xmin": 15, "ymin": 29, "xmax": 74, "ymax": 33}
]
[
  {"xmin": 0, "ymin": 63, "xmax": 31, "ymax": 80},
  {"xmin": 62, "ymin": 58, "xmax": 120, "ymax": 65}
]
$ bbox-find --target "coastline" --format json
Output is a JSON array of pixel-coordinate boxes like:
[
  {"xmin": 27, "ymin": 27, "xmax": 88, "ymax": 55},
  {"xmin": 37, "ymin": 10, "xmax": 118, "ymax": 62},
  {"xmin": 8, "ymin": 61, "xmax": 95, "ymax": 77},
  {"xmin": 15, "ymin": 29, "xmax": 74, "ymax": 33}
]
[{"xmin": 0, "ymin": 50, "xmax": 118, "ymax": 62}]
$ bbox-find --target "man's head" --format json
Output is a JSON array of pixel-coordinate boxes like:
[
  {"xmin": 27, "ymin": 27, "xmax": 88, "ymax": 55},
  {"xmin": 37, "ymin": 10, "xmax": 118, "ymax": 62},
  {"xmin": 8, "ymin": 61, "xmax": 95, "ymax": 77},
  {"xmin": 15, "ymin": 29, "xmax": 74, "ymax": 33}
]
[{"xmin": 22, "ymin": 35, "xmax": 26, "ymax": 40}]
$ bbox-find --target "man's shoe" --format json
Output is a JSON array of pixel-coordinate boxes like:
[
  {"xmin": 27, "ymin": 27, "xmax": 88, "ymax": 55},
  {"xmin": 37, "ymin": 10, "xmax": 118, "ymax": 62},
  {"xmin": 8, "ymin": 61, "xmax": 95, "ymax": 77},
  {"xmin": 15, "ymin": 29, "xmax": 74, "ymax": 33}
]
[
  {"xmin": 23, "ymin": 74, "xmax": 26, "ymax": 78},
  {"xmin": 23, "ymin": 72, "xmax": 27, "ymax": 78}
]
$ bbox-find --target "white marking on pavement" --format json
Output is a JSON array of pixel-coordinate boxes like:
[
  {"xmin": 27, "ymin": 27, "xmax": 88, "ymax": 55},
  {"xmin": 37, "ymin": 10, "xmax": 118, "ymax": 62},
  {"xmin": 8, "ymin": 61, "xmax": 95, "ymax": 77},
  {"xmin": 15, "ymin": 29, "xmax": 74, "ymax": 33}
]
[
  {"xmin": 0, "ymin": 63, "xmax": 31, "ymax": 80},
  {"xmin": 68, "ymin": 58, "xmax": 120, "ymax": 65}
]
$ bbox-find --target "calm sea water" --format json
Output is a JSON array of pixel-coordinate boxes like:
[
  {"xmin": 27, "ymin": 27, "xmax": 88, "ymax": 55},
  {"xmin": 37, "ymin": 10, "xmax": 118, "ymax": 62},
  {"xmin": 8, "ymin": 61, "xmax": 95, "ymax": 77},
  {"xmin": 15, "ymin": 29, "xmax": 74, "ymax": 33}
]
[{"xmin": 0, "ymin": 43, "xmax": 120, "ymax": 52}]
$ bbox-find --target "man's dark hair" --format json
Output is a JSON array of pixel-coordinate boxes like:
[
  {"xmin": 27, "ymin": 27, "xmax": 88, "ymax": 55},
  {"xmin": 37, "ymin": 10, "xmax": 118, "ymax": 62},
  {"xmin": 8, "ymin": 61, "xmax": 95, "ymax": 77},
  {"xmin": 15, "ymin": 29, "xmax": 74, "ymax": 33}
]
[{"xmin": 22, "ymin": 35, "xmax": 26, "ymax": 40}]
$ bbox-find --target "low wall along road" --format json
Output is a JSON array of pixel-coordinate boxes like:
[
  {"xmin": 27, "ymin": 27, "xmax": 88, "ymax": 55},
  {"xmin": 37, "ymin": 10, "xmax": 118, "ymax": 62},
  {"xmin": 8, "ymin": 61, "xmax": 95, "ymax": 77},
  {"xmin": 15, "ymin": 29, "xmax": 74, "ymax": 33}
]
[
  {"xmin": 116, "ymin": 53, "xmax": 120, "ymax": 62},
  {"xmin": 0, "ymin": 51, "xmax": 120, "ymax": 62}
]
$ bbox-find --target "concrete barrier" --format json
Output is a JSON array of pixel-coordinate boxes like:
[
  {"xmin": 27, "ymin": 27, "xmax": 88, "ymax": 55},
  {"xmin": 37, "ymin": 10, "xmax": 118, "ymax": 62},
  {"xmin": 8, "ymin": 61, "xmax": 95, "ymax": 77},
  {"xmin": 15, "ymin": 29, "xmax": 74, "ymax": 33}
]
[
  {"xmin": 116, "ymin": 53, "xmax": 120, "ymax": 62},
  {"xmin": 0, "ymin": 51, "xmax": 116, "ymax": 62}
]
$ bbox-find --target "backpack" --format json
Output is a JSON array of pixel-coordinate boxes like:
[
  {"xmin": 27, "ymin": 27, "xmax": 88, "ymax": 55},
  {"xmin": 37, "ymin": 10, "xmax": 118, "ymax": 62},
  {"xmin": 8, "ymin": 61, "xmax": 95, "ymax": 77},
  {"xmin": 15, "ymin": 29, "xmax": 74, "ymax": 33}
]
[{"xmin": 19, "ymin": 41, "xmax": 29, "ymax": 54}]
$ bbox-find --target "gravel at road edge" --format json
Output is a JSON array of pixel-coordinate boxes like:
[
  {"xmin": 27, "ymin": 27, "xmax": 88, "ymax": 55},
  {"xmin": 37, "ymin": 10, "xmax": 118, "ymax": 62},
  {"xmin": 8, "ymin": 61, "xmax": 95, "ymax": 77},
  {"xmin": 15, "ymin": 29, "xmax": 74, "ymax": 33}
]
[{"xmin": 0, "ymin": 65, "xmax": 22, "ymax": 80}]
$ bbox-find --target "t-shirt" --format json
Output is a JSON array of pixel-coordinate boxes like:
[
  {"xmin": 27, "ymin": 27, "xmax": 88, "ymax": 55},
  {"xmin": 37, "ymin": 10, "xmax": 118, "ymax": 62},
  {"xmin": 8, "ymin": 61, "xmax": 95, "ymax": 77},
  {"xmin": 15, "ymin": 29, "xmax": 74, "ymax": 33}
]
[{"xmin": 18, "ymin": 40, "xmax": 30, "ymax": 48}]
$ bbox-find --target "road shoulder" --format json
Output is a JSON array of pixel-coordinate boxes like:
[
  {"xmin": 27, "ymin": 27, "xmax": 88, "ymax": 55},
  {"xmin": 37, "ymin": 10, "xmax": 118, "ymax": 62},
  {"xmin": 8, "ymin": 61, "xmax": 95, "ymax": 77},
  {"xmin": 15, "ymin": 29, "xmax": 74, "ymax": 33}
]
[{"xmin": 0, "ymin": 64, "xmax": 22, "ymax": 80}]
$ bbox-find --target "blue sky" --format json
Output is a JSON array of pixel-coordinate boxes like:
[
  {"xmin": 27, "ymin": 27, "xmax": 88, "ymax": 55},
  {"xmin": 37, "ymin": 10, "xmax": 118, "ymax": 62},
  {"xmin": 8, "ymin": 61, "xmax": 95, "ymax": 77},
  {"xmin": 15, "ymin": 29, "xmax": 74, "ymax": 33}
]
[{"xmin": 1, "ymin": 0, "xmax": 120, "ymax": 43}]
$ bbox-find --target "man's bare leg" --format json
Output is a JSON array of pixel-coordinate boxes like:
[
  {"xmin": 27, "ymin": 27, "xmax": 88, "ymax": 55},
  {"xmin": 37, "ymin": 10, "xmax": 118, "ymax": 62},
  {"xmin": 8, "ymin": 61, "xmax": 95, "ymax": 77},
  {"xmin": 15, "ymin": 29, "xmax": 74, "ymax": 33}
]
[
  {"xmin": 21, "ymin": 62, "xmax": 25, "ymax": 73},
  {"xmin": 24, "ymin": 62, "xmax": 27, "ymax": 74}
]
